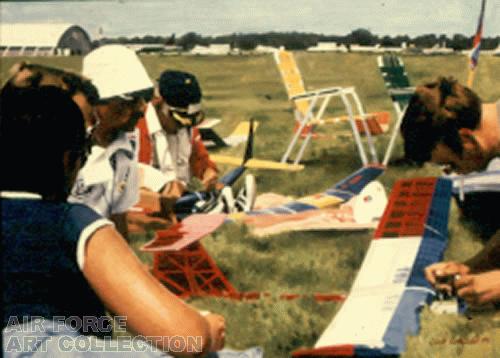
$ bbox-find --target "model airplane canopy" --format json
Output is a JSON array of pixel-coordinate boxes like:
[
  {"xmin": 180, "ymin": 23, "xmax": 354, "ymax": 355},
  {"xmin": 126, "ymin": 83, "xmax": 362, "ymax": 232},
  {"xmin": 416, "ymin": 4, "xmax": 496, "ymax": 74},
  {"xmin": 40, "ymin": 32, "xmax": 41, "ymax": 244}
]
[{"xmin": 293, "ymin": 177, "xmax": 452, "ymax": 357}]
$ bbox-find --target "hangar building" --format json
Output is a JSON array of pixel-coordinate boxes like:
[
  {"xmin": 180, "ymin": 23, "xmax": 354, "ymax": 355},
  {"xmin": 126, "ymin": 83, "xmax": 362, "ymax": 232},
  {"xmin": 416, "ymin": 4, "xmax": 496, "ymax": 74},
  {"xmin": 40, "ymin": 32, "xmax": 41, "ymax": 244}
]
[{"xmin": 0, "ymin": 23, "xmax": 93, "ymax": 57}]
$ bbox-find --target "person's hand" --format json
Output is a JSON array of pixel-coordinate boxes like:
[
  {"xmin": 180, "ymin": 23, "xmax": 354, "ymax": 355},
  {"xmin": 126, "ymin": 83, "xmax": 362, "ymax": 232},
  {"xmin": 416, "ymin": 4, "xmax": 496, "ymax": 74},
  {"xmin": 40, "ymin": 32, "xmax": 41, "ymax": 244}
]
[
  {"xmin": 158, "ymin": 180, "xmax": 185, "ymax": 223},
  {"xmin": 202, "ymin": 168, "xmax": 219, "ymax": 191},
  {"xmin": 204, "ymin": 313, "xmax": 225, "ymax": 352},
  {"xmin": 454, "ymin": 270, "xmax": 500, "ymax": 306},
  {"xmin": 137, "ymin": 189, "xmax": 162, "ymax": 213},
  {"xmin": 161, "ymin": 180, "xmax": 185, "ymax": 201},
  {"xmin": 424, "ymin": 261, "xmax": 470, "ymax": 296}
]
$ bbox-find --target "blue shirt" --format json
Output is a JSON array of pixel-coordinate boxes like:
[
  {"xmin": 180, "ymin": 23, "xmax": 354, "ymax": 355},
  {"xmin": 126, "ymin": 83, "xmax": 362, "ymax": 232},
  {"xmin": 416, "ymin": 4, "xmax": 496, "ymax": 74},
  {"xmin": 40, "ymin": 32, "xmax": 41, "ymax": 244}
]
[{"xmin": 2, "ymin": 194, "xmax": 112, "ymax": 336}]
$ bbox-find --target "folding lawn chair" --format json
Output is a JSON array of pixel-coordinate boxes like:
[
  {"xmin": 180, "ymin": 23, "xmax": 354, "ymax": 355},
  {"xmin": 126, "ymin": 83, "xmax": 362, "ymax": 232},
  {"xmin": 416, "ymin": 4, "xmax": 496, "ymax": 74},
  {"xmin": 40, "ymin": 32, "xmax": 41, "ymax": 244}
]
[
  {"xmin": 377, "ymin": 53, "xmax": 415, "ymax": 165},
  {"xmin": 274, "ymin": 49, "xmax": 382, "ymax": 166}
]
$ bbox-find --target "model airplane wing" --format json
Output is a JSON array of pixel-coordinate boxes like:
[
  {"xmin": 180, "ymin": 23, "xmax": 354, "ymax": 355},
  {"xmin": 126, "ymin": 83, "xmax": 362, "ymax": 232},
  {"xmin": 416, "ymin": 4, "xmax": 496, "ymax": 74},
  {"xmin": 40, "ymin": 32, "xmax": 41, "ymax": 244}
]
[
  {"xmin": 199, "ymin": 120, "xmax": 259, "ymax": 149},
  {"xmin": 238, "ymin": 165, "xmax": 385, "ymax": 217},
  {"xmin": 293, "ymin": 177, "xmax": 453, "ymax": 357},
  {"xmin": 210, "ymin": 154, "xmax": 305, "ymax": 171}
]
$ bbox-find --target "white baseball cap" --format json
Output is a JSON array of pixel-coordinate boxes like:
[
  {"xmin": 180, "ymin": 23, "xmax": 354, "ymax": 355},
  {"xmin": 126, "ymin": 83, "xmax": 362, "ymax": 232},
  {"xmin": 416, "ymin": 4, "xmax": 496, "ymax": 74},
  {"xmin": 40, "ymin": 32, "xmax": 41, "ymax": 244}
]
[{"xmin": 83, "ymin": 45, "xmax": 153, "ymax": 100}]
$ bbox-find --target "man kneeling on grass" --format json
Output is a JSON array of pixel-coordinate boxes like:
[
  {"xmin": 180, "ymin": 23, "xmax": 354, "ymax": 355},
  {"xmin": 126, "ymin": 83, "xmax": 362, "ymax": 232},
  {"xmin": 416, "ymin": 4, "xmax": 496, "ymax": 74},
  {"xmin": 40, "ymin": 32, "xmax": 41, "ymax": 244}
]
[{"xmin": 399, "ymin": 76, "xmax": 500, "ymax": 306}]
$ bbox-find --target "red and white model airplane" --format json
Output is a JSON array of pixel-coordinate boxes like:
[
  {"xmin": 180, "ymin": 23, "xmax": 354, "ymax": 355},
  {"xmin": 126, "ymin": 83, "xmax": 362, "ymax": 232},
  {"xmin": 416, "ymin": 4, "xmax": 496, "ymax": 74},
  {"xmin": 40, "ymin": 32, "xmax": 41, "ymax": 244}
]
[{"xmin": 292, "ymin": 177, "xmax": 453, "ymax": 357}]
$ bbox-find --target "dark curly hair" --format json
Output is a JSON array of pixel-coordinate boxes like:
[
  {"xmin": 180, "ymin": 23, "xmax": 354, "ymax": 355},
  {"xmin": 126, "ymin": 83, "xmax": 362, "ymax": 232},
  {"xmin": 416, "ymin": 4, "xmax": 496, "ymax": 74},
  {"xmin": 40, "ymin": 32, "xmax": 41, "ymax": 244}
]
[
  {"xmin": 2, "ymin": 62, "xmax": 99, "ymax": 105},
  {"xmin": 0, "ymin": 86, "xmax": 87, "ymax": 200},
  {"xmin": 400, "ymin": 77, "xmax": 482, "ymax": 164}
]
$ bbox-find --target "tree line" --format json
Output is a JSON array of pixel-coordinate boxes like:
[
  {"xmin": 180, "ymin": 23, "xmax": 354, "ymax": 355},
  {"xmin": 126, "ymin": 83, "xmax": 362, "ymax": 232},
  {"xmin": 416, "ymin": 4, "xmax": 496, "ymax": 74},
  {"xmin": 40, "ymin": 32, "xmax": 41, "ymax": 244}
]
[{"xmin": 95, "ymin": 28, "xmax": 500, "ymax": 51}]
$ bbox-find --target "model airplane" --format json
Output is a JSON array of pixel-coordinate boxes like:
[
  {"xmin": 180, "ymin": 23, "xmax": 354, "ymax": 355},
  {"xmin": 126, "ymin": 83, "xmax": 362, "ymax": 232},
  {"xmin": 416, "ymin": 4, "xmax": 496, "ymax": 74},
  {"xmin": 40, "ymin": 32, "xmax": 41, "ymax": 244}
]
[
  {"xmin": 174, "ymin": 119, "xmax": 256, "ymax": 218},
  {"xmin": 198, "ymin": 119, "xmax": 259, "ymax": 148},
  {"xmin": 243, "ymin": 180, "xmax": 387, "ymax": 237},
  {"xmin": 228, "ymin": 164, "xmax": 386, "ymax": 236},
  {"xmin": 292, "ymin": 177, "xmax": 453, "ymax": 357}
]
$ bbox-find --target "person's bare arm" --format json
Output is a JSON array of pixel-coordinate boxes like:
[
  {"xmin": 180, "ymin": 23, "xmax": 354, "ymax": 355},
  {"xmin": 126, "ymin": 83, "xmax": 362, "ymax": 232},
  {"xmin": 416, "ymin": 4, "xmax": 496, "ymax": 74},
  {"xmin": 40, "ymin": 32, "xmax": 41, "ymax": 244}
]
[
  {"xmin": 83, "ymin": 226, "xmax": 221, "ymax": 356},
  {"xmin": 201, "ymin": 167, "xmax": 219, "ymax": 191},
  {"xmin": 463, "ymin": 229, "xmax": 500, "ymax": 273}
]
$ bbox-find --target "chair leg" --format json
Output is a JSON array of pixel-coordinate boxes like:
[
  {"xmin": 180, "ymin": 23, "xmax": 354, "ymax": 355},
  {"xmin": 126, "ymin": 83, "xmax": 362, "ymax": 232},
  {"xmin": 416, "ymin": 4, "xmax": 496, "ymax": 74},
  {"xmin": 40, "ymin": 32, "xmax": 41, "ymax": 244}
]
[{"xmin": 383, "ymin": 102, "xmax": 406, "ymax": 166}]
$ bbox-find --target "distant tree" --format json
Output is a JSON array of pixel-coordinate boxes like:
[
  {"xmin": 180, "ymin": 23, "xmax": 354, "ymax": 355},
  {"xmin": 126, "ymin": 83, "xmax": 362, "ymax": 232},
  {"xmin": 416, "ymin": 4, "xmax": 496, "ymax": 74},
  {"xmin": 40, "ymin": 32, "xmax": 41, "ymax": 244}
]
[
  {"xmin": 237, "ymin": 36, "xmax": 258, "ymax": 50},
  {"xmin": 413, "ymin": 34, "xmax": 438, "ymax": 48},
  {"xmin": 449, "ymin": 34, "xmax": 469, "ymax": 50},
  {"xmin": 347, "ymin": 28, "xmax": 378, "ymax": 45},
  {"xmin": 381, "ymin": 35, "xmax": 397, "ymax": 47},
  {"xmin": 482, "ymin": 36, "xmax": 499, "ymax": 50},
  {"xmin": 437, "ymin": 33, "xmax": 449, "ymax": 47},
  {"xmin": 165, "ymin": 33, "xmax": 176, "ymax": 45},
  {"xmin": 96, "ymin": 31, "xmax": 499, "ymax": 52},
  {"xmin": 386, "ymin": 35, "xmax": 411, "ymax": 47},
  {"xmin": 176, "ymin": 32, "xmax": 209, "ymax": 50}
]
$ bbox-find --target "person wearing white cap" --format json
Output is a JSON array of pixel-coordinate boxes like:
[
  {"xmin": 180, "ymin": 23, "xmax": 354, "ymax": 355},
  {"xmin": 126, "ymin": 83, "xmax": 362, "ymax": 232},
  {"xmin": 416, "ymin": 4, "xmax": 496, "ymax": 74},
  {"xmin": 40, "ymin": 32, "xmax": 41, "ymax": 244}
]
[
  {"xmin": 68, "ymin": 45, "xmax": 154, "ymax": 238},
  {"xmin": 1, "ymin": 86, "xmax": 264, "ymax": 358}
]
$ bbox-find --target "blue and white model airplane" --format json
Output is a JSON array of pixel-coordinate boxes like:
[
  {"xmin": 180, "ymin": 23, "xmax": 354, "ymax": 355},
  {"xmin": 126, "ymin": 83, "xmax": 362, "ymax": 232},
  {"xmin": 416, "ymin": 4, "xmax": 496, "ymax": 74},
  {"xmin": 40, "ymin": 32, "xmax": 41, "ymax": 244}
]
[{"xmin": 293, "ymin": 177, "xmax": 453, "ymax": 357}]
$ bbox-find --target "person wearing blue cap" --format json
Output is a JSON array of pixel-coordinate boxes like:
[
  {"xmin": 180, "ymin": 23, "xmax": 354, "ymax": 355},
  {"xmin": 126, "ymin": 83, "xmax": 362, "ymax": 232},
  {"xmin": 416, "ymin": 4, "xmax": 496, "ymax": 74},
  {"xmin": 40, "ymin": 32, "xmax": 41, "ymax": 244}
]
[
  {"xmin": 137, "ymin": 69, "xmax": 217, "ymax": 190},
  {"xmin": 136, "ymin": 70, "xmax": 257, "ymax": 221},
  {"xmin": 135, "ymin": 70, "xmax": 226, "ymax": 221}
]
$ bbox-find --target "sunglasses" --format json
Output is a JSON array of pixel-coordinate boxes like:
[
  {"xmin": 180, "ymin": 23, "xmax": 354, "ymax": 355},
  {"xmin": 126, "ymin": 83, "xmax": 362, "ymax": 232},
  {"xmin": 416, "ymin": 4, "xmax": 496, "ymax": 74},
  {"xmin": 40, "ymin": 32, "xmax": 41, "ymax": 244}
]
[{"xmin": 170, "ymin": 109, "xmax": 205, "ymax": 127}]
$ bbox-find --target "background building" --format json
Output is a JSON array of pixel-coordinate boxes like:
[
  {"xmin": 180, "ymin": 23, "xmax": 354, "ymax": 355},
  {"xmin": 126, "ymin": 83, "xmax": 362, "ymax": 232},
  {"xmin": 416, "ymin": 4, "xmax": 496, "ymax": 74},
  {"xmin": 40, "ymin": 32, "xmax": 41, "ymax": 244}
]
[{"xmin": 0, "ymin": 23, "xmax": 93, "ymax": 57}]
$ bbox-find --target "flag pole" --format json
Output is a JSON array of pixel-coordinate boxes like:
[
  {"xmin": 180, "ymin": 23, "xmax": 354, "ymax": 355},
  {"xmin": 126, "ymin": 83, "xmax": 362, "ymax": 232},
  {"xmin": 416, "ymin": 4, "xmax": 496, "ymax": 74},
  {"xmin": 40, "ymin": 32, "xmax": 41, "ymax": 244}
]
[
  {"xmin": 467, "ymin": 68, "xmax": 476, "ymax": 88},
  {"xmin": 467, "ymin": 0, "xmax": 487, "ymax": 89}
]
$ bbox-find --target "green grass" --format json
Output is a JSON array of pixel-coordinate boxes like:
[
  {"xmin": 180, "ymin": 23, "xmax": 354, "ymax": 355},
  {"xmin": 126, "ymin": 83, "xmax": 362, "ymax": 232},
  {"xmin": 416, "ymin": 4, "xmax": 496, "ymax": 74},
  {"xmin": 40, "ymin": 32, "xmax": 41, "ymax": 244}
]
[{"xmin": 2, "ymin": 52, "xmax": 499, "ymax": 357}]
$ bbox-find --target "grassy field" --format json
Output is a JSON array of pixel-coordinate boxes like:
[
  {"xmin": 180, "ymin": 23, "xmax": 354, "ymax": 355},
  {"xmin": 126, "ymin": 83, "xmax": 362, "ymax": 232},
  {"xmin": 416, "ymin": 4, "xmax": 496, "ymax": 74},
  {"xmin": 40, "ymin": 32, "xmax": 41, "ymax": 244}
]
[{"xmin": 1, "ymin": 52, "xmax": 499, "ymax": 357}]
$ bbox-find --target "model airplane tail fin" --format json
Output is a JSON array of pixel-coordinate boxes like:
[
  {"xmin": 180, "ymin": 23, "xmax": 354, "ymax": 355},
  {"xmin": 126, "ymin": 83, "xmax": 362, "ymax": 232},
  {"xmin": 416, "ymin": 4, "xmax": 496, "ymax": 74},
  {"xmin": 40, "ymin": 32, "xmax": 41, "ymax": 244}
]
[
  {"xmin": 242, "ymin": 118, "xmax": 254, "ymax": 165},
  {"xmin": 326, "ymin": 165, "xmax": 386, "ymax": 201},
  {"xmin": 220, "ymin": 119, "xmax": 254, "ymax": 186}
]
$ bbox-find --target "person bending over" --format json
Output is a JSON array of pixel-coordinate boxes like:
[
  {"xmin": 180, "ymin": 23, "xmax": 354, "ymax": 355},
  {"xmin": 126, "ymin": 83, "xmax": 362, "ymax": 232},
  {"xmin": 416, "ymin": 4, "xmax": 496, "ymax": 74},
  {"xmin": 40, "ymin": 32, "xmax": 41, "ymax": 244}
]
[{"xmin": 399, "ymin": 77, "xmax": 500, "ymax": 306}]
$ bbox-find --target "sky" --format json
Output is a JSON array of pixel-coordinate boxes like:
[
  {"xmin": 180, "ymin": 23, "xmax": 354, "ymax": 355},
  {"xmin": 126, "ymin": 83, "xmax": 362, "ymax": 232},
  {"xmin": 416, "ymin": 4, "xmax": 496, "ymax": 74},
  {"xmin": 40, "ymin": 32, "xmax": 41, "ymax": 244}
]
[{"xmin": 0, "ymin": 0, "xmax": 499, "ymax": 40}]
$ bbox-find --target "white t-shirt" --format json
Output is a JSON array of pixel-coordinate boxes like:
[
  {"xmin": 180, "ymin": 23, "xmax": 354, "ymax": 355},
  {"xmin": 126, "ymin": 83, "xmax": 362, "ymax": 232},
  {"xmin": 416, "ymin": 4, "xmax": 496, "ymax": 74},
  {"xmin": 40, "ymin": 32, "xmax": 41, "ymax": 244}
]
[
  {"xmin": 141, "ymin": 103, "xmax": 192, "ymax": 189},
  {"xmin": 68, "ymin": 131, "xmax": 139, "ymax": 217}
]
